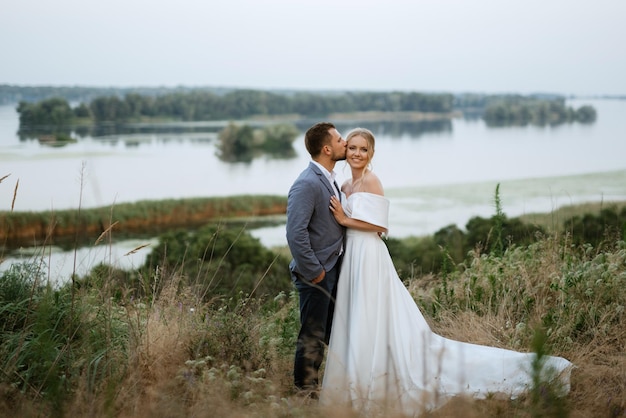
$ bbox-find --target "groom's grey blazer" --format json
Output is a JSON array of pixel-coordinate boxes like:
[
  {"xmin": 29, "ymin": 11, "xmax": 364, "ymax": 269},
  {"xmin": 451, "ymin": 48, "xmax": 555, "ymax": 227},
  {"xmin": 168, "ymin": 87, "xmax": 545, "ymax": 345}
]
[{"xmin": 286, "ymin": 162, "xmax": 345, "ymax": 282}]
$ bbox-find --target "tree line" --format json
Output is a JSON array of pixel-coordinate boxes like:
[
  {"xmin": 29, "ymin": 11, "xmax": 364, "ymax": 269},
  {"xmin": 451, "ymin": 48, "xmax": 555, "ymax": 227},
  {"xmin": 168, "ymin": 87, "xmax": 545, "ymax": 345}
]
[
  {"xmin": 13, "ymin": 88, "xmax": 597, "ymax": 133},
  {"xmin": 0, "ymin": 84, "xmax": 233, "ymax": 105},
  {"xmin": 17, "ymin": 90, "xmax": 454, "ymax": 125}
]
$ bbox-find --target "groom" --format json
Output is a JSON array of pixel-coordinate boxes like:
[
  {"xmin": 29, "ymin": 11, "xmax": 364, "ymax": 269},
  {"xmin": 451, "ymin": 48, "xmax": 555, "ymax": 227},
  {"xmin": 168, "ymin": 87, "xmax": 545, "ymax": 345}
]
[{"xmin": 286, "ymin": 122, "xmax": 346, "ymax": 395}]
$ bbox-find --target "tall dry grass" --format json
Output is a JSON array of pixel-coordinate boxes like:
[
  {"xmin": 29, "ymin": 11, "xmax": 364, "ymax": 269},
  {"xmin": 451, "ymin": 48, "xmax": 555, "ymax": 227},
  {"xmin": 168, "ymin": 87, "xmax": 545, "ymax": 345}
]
[
  {"xmin": 409, "ymin": 233, "xmax": 625, "ymax": 418},
  {"xmin": 2, "ymin": 233, "xmax": 623, "ymax": 417}
]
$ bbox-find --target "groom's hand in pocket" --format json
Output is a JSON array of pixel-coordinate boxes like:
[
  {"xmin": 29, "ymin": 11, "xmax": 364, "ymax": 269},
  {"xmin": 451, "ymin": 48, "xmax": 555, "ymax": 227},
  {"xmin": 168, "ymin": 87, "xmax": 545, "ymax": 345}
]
[{"xmin": 311, "ymin": 270, "xmax": 326, "ymax": 285}]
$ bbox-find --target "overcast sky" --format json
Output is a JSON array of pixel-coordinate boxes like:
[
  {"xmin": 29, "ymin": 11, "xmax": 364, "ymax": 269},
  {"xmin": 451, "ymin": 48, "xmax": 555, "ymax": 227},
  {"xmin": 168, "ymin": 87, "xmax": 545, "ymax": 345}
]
[{"xmin": 1, "ymin": 0, "xmax": 624, "ymax": 96}]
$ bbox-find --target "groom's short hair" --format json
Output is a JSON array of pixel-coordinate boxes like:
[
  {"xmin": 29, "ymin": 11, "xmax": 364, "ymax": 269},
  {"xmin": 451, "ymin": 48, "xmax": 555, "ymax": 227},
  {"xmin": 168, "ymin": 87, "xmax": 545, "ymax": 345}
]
[{"xmin": 305, "ymin": 122, "xmax": 336, "ymax": 157}]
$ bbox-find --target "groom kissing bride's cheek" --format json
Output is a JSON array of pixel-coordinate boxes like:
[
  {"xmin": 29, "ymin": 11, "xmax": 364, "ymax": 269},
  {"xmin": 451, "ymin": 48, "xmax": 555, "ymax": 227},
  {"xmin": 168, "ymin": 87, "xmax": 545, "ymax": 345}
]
[{"xmin": 286, "ymin": 124, "xmax": 573, "ymax": 414}]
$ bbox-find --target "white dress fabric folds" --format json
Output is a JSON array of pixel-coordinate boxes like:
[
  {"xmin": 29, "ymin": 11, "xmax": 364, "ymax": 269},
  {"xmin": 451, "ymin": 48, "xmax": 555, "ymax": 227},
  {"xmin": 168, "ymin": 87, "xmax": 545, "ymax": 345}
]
[{"xmin": 320, "ymin": 192, "xmax": 573, "ymax": 415}]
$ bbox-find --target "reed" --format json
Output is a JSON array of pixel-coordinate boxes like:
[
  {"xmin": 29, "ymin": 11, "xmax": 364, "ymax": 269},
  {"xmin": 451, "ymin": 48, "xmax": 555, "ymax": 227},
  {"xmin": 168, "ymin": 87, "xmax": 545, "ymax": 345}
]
[{"xmin": 0, "ymin": 195, "xmax": 287, "ymax": 250}]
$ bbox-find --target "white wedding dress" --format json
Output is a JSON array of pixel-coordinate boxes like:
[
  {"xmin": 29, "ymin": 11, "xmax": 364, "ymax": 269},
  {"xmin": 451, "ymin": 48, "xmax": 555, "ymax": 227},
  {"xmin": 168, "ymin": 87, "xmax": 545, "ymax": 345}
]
[{"xmin": 320, "ymin": 192, "xmax": 573, "ymax": 415}]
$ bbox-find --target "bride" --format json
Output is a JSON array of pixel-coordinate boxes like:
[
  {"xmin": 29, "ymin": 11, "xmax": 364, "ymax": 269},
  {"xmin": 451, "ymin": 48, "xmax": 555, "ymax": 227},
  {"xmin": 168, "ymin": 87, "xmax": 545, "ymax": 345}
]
[{"xmin": 319, "ymin": 128, "xmax": 573, "ymax": 415}]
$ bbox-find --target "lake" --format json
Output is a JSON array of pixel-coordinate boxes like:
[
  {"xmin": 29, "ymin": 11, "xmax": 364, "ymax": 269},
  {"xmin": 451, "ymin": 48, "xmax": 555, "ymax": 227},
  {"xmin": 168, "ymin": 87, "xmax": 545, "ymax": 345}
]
[{"xmin": 1, "ymin": 98, "xmax": 625, "ymax": 281}]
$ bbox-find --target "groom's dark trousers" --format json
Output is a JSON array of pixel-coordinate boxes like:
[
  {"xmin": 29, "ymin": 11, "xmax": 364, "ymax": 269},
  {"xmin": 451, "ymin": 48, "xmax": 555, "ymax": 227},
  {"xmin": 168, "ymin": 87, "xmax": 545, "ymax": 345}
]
[{"xmin": 292, "ymin": 260, "xmax": 340, "ymax": 390}]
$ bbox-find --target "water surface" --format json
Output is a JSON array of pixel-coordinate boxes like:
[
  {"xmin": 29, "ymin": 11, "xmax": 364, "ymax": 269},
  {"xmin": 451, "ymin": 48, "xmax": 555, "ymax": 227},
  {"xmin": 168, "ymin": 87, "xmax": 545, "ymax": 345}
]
[{"xmin": 1, "ymin": 99, "xmax": 625, "ymax": 280}]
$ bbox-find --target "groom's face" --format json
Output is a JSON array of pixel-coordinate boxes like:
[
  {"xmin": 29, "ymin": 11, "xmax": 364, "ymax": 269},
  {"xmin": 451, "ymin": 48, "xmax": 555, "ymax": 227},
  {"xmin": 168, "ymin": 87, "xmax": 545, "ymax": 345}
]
[{"xmin": 328, "ymin": 128, "xmax": 347, "ymax": 162}]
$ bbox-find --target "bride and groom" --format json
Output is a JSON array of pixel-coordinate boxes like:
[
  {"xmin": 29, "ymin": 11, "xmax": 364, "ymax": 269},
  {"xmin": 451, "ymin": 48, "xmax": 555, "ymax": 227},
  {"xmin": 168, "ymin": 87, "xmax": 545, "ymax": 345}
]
[{"xmin": 286, "ymin": 122, "xmax": 573, "ymax": 415}]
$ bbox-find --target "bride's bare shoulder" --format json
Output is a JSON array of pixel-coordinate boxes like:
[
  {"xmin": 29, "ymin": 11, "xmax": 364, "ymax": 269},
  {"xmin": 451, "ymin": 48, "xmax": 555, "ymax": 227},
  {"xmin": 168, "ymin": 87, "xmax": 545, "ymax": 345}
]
[{"xmin": 363, "ymin": 172, "xmax": 384, "ymax": 196}]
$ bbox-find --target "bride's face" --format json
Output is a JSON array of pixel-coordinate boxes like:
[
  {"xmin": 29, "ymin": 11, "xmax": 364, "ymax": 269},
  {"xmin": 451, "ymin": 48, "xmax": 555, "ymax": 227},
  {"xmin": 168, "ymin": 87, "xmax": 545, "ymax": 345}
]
[{"xmin": 346, "ymin": 135, "xmax": 371, "ymax": 169}]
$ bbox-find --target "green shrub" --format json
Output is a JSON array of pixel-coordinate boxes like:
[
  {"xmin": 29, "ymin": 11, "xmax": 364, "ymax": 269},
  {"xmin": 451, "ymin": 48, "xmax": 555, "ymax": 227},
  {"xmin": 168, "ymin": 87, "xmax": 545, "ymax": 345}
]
[{"xmin": 143, "ymin": 224, "xmax": 291, "ymax": 304}]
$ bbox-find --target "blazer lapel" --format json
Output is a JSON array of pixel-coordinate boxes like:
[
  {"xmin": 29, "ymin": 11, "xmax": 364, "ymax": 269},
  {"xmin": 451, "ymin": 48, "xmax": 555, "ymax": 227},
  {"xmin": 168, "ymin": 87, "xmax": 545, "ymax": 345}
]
[{"xmin": 309, "ymin": 162, "xmax": 335, "ymax": 197}]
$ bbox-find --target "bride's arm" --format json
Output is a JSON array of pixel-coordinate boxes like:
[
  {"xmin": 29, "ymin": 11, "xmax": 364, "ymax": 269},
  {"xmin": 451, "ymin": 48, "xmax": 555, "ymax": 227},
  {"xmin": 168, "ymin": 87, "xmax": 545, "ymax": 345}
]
[{"xmin": 329, "ymin": 196, "xmax": 388, "ymax": 233}]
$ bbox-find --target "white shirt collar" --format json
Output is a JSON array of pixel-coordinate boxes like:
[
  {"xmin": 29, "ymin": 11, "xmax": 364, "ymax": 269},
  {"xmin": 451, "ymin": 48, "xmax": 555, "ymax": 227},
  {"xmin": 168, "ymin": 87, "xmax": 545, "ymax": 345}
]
[{"xmin": 311, "ymin": 160, "xmax": 336, "ymax": 182}]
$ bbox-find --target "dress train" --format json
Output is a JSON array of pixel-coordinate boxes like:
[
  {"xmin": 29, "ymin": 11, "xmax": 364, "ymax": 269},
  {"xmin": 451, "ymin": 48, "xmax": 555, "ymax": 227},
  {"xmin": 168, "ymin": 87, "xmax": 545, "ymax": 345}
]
[{"xmin": 320, "ymin": 192, "xmax": 573, "ymax": 415}]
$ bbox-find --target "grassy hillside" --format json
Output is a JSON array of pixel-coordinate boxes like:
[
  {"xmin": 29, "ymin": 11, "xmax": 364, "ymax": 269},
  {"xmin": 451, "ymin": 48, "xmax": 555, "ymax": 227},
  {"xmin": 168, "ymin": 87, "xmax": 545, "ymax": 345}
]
[{"xmin": 0, "ymin": 220, "xmax": 624, "ymax": 417}]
